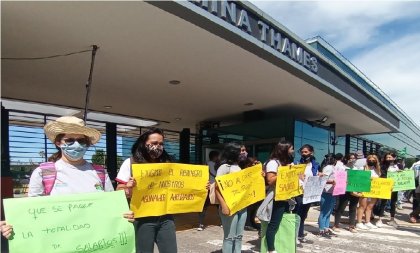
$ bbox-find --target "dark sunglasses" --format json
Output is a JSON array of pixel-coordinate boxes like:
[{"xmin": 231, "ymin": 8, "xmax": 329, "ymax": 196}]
[{"xmin": 62, "ymin": 137, "xmax": 90, "ymax": 146}]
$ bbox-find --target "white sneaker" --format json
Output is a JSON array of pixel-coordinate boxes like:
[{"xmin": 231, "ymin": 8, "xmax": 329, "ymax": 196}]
[
  {"xmin": 356, "ymin": 223, "xmax": 369, "ymax": 230},
  {"xmin": 365, "ymin": 222, "xmax": 378, "ymax": 229},
  {"xmin": 375, "ymin": 219, "xmax": 384, "ymax": 228}
]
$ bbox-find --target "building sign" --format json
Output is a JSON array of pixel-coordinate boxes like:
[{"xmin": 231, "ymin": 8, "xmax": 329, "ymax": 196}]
[{"xmin": 190, "ymin": 0, "xmax": 318, "ymax": 74}]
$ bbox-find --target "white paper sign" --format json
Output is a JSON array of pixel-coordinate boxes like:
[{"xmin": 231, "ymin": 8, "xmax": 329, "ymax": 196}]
[{"xmin": 303, "ymin": 176, "xmax": 327, "ymax": 204}]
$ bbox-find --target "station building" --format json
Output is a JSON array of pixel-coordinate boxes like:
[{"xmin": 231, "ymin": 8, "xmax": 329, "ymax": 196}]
[{"xmin": 2, "ymin": 1, "xmax": 420, "ymax": 196}]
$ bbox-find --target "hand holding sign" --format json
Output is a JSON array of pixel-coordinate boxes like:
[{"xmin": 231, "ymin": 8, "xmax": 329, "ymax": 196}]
[
  {"xmin": 131, "ymin": 163, "xmax": 209, "ymax": 217},
  {"xmin": 275, "ymin": 165, "xmax": 306, "ymax": 201},
  {"xmin": 3, "ymin": 191, "xmax": 135, "ymax": 253},
  {"xmin": 216, "ymin": 164, "xmax": 265, "ymax": 215}
]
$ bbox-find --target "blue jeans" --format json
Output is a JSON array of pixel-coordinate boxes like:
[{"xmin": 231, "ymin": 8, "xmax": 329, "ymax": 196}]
[
  {"xmin": 219, "ymin": 208, "xmax": 247, "ymax": 253},
  {"xmin": 319, "ymin": 192, "xmax": 335, "ymax": 231},
  {"xmin": 134, "ymin": 215, "xmax": 177, "ymax": 253}
]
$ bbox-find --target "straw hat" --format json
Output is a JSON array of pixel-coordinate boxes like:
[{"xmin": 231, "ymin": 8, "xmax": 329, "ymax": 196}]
[{"xmin": 44, "ymin": 116, "xmax": 101, "ymax": 144}]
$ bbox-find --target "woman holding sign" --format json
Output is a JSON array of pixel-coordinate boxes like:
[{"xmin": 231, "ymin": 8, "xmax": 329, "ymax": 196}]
[
  {"xmin": 264, "ymin": 140, "xmax": 295, "ymax": 253},
  {"xmin": 1, "ymin": 116, "xmax": 134, "ymax": 237},
  {"xmin": 215, "ymin": 142, "xmax": 246, "ymax": 253},
  {"xmin": 356, "ymin": 155, "xmax": 381, "ymax": 230},
  {"xmin": 116, "ymin": 128, "xmax": 177, "ymax": 253},
  {"xmin": 294, "ymin": 144, "xmax": 318, "ymax": 246},
  {"xmin": 317, "ymin": 154, "xmax": 337, "ymax": 238},
  {"xmin": 375, "ymin": 152, "xmax": 400, "ymax": 228}
]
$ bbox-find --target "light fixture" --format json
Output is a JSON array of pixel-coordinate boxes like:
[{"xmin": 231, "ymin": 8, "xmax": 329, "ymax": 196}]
[
  {"xmin": 175, "ymin": 117, "xmax": 181, "ymax": 121},
  {"xmin": 169, "ymin": 80, "xmax": 181, "ymax": 85},
  {"xmin": 104, "ymin": 105, "xmax": 112, "ymax": 109}
]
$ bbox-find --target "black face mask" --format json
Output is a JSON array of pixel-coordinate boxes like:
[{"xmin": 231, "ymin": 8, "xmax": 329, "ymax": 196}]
[
  {"xmin": 367, "ymin": 161, "xmax": 376, "ymax": 166},
  {"xmin": 301, "ymin": 154, "xmax": 311, "ymax": 161}
]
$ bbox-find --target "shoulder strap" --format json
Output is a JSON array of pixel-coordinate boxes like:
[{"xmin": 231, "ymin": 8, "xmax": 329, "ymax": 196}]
[
  {"xmin": 92, "ymin": 164, "xmax": 106, "ymax": 189},
  {"xmin": 40, "ymin": 162, "xmax": 57, "ymax": 196}
]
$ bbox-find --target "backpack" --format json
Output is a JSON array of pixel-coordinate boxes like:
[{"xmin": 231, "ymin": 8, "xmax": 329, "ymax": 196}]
[{"xmin": 39, "ymin": 162, "xmax": 106, "ymax": 195}]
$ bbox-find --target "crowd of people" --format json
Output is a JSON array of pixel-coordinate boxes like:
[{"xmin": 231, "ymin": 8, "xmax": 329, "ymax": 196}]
[{"xmin": 1, "ymin": 115, "xmax": 420, "ymax": 253}]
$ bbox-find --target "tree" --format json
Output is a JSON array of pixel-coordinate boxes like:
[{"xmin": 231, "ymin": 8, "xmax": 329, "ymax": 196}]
[{"xmin": 91, "ymin": 149, "xmax": 106, "ymax": 165}]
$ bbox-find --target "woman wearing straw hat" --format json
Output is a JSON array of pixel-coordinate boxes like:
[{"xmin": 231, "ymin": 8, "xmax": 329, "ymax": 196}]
[{"xmin": 1, "ymin": 116, "xmax": 134, "ymax": 239}]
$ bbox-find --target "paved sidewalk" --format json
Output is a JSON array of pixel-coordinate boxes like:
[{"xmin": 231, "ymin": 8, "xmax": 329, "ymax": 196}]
[{"xmin": 173, "ymin": 202, "xmax": 420, "ymax": 253}]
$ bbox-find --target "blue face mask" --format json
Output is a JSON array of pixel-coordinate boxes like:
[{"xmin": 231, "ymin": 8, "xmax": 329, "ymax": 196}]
[{"xmin": 60, "ymin": 141, "xmax": 88, "ymax": 161}]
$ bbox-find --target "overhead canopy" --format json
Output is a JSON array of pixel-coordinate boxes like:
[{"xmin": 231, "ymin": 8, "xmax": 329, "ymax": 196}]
[{"xmin": 1, "ymin": 1, "xmax": 397, "ymax": 136}]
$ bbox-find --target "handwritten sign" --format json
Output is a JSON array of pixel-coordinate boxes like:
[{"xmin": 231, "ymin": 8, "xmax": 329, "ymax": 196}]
[
  {"xmin": 362, "ymin": 178, "xmax": 394, "ymax": 199},
  {"xmin": 216, "ymin": 164, "xmax": 265, "ymax": 215},
  {"xmin": 333, "ymin": 170, "xmax": 347, "ymax": 196},
  {"xmin": 275, "ymin": 164, "xmax": 306, "ymax": 201},
  {"xmin": 131, "ymin": 163, "xmax": 208, "ymax": 218},
  {"xmin": 303, "ymin": 176, "xmax": 327, "ymax": 204},
  {"xmin": 346, "ymin": 170, "xmax": 371, "ymax": 192},
  {"xmin": 3, "ymin": 191, "xmax": 135, "ymax": 253},
  {"xmin": 387, "ymin": 170, "xmax": 416, "ymax": 192}
]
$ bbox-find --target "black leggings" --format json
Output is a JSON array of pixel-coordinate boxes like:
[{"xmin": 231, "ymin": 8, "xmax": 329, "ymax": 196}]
[
  {"xmin": 334, "ymin": 192, "xmax": 359, "ymax": 227},
  {"xmin": 377, "ymin": 191, "xmax": 398, "ymax": 218}
]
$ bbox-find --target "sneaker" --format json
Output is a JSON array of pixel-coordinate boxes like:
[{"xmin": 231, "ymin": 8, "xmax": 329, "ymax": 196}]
[
  {"xmin": 318, "ymin": 231, "xmax": 332, "ymax": 239},
  {"xmin": 296, "ymin": 241, "xmax": 303, "ymax": 248},
  {"xmin": 356, "ymin": 223, "xmax": 369, "ymax": 230},
  {"xmin": 375, "ymin": 219, "xmax": 384, "ymax": 228},
  {"xmin": 298, "ymin": 237, "xmax": 314, "ymax": 244},
  {"xmin": 365, "ymin": 222, "xmax": 378, "ymax": 229},
  {"xmin": 197, "ymin": 224, "xmax": 204, "ymax": 231},
  {"xmin": 388, "ymin": 220, "xmax": 398, "ymax": 228}
]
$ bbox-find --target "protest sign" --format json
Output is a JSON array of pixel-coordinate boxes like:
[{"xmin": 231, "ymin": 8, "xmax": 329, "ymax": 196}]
[
  {"xmin": 387, "ymin": 170, "xmax": 416, "ymax": 192},
  {"xmin": 275, "ymin": 164, "xmax": 306, "ymax": 201},
  {"xmin": 303, "ymin": 176, "xmax": 327, "ymax": 204},
  {"xmin": 131, "ymin": 163, "xmax": 208, "ymax": 217},
  {"xmin": 346, "ymin": 170, "xmax": 371, "ymax": 192},
  {"xmin": 332, "ymin": 170, "xmax": 347, "ymax": 196},
  {"xmin": 3, "ymin": 191, "xmax": 135, "ymax": 253},
  {"xmin": 216, "ymin": 164, "xmax": 265, "ymax": 215},
  {"xmin": 362, "ymin": 178, "xmax": 394, "ymax": 199}
]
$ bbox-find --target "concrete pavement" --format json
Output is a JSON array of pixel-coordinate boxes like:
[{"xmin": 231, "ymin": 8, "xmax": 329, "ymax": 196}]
[{"xmin": 172, "ymin": 202, "xmax": 420, "ymax": 253}]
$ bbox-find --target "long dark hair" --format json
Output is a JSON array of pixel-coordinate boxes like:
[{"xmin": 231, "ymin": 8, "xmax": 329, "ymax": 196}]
[
  {"xmin": 215, "ymin": 142, "xmax": 241, "ymax": 170},
  {"xmin": 270, "ymin": 140, "xmax": 293, "ymax": 166},
  {"xmin": 131, "ymin": 128, "xmax": 171, "ymax": 163},
  {"xmin": 320, "ymin": 153, "xmax": 336, "ymax": 171}
]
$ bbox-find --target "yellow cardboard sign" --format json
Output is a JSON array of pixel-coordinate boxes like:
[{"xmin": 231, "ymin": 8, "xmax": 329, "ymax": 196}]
[
  {"xmin": 362, "ymin": 178, "xmax": 394, "ymax": 199},
  {"xmin": 215, "ymin": 164, "xmax": 265, "ymax": 215},
  {"xmin": 130, "ymin": 163, "xmax": 208, "ymax": 218},
  {"xmin": 275, "ymin": 164, "xmax": 306, "ymax": 201}
]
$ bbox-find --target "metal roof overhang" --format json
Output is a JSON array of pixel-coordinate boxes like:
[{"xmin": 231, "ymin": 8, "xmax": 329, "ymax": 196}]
[{"xmin": 1, "ymin": 1, "xmax": 399, "ymax": 136}]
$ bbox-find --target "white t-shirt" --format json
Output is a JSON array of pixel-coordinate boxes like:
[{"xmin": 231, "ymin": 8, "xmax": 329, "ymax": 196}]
[
  {"xmin": 116, "ymin": 158, "xmax": 132, "ymax": 184},
  {"xmin": 322, "ymin": 165, "xmax": 335, "ymax": 193},
  {"xmin": 335, "ymin": 161, "xmax": 346, "ymax": 171},
  {"xmin": 28, "ymin": 159, "xmax": 114, "ymax": 197},
  {"xmin": 216, "ymin": 164, "xmax": 241, "ymax": 177},
  {"xmin": 387, "ymin": 164, "xmax": 400, "ymax": 173},
  {"xmin": 354, "ymin": 158, "xmax": 366, "ymax": 170},
  {"xmin": 265, "ymin": 160, "xmax": 280, "ymax": 173},
  {"xmin": 368, "ymin": 167, "xmax": 380, "ymax": 178}
]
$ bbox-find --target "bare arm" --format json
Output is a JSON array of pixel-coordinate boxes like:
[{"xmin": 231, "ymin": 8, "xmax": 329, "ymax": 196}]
[{"xmin": 266, "ymin": 172, "xmax": 277, "ymax": 186}]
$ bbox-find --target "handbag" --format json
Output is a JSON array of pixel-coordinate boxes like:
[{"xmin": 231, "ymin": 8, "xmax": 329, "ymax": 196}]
[{"xmin": 256, "ymin": 190, "xmax": 274, "ymax": 222}]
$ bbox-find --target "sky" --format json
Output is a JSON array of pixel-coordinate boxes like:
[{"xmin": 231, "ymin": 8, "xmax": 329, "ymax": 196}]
[{"xmin": 250, "ymin": 0, "xmax": 420, "ymax": 126}]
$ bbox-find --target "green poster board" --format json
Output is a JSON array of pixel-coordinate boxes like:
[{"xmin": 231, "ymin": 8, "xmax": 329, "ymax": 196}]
[
  {"xmin": 346, "ymin": 170, "xmax": 372, "ymax": 192},
  {"xmin": 3, "ymin": 191, "xmax": 135, "ymax": 253},
  {"xmin": 387, "ymin": 170, "xmax": 416, "ymax": 192},
  {"xmin": 260, "ymin": 213, "xmax": 300, "ymax": 253}
]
